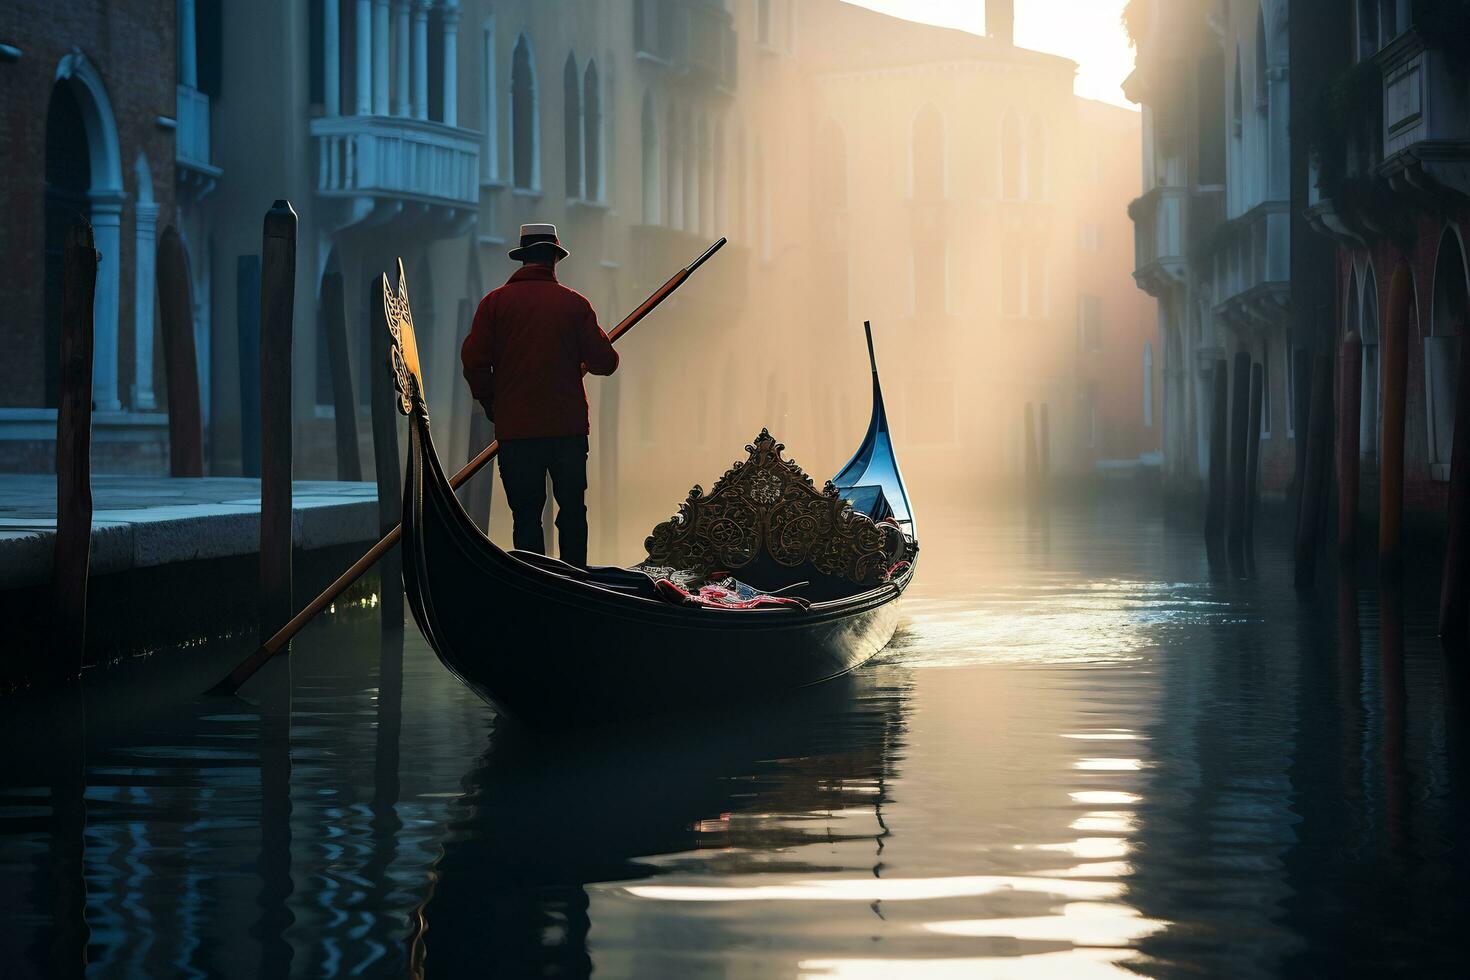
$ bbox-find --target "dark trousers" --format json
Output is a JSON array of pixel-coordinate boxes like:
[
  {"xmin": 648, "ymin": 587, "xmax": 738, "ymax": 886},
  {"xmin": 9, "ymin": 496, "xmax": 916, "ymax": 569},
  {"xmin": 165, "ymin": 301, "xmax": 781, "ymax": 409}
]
[{"xmin": 497, "ymin": 435, "xmax": 590, "ymax": 568}]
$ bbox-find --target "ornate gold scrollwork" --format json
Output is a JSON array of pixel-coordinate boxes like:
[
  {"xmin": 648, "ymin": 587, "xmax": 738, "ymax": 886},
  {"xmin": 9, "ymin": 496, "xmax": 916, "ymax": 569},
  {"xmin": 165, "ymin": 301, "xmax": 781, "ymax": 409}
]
[
  {"xmin": 645, "ymin": 429, "xmax": 905, "ymax": 584},
  {"xmin": 383, "ymin": 258, "xmax": 426, "ymax": 417}
]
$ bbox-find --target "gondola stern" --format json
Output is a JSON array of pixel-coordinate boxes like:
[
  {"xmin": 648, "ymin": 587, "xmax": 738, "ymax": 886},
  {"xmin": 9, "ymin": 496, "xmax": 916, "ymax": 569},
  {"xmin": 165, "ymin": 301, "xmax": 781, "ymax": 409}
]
[{"xmin": 832, "ymin": 321, "xmax": 916, "ymax": 541}]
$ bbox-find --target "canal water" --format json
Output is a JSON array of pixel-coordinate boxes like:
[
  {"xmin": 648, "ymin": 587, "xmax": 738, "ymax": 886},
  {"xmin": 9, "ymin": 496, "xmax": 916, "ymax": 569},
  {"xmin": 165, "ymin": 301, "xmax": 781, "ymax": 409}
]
[{"xmin": 2, "ymin": 495, "xmax": 1467, "ymax": 978}]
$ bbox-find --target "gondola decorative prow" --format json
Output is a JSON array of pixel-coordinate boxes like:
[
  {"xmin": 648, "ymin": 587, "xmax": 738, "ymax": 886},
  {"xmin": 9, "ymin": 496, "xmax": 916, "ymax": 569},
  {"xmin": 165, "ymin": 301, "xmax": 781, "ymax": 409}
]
[{"xmin": 383, "ymin": 258, "xmax": 425, "ymax": 417}]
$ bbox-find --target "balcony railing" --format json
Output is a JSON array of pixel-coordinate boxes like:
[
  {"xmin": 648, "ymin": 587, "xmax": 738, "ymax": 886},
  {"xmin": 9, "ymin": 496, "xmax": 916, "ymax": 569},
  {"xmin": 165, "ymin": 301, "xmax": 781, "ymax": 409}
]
[
  {"xmin": 1209, "ymin": 199, "xmax": 1290, "ymax": 327},
  {"xmin": 311, "ymin": 115, "xmax": 480, "ymax": 208},
  {"xmin": 176, "ymin": 84, "xmax": 220, "ymax": 177},
  {"xmin": 1128, "ymin": 185, "xmax": 1187, "ymax": 296}
]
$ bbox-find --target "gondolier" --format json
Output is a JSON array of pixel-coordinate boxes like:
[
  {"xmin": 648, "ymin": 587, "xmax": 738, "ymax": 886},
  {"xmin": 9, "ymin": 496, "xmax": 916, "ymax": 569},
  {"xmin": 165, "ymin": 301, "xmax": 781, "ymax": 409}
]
[{"xmin": 461, "ymin": 223, "xmax": 618, "ymax": 569}]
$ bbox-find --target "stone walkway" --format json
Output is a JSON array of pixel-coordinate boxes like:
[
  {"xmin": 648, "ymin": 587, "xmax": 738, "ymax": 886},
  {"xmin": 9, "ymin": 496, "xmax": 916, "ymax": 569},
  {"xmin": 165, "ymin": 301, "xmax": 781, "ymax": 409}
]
[{"xmin": 0, "ymin": 475, "xmax": 378, "ymax": 589}]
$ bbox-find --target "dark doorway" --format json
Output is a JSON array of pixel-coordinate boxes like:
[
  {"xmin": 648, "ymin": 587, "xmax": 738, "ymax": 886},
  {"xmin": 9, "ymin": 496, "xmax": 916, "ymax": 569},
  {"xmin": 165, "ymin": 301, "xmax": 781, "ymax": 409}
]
[{"xmin": 44, "ymin": 81, "xmax": 92, "ymax": 407}]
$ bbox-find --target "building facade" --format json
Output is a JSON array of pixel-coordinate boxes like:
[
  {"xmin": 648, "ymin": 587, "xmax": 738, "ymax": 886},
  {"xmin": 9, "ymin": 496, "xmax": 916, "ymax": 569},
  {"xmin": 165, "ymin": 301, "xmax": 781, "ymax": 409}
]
[
  {"xmin": 1305, "ymin": 0, "xmax": 1470, "ymax": 520},
  {"xmin": 1125, "ymin": 0, "xmax": 1337, "ymax": 501},
  {"xmin": 1127, "ymin": 0, "xmax": 1462, "ymax": 524},
  {"xmin": 0, "ymin": 0, "xmax": 182, "ymax": 471},
  {"xmin": 4, "ymin": 1, "xmax": 1152, "ymax": 555}
]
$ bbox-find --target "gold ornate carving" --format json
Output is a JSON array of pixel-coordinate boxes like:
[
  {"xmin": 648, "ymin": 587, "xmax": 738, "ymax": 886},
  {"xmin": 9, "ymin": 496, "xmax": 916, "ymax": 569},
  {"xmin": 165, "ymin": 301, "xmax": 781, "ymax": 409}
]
[
  {"xmin": 383, "ymin": 258, "xmax": 426, "ymax": 417},
  {"xmin": 645, "ymin": 430, "xmax": 906, "ymax": 584}
]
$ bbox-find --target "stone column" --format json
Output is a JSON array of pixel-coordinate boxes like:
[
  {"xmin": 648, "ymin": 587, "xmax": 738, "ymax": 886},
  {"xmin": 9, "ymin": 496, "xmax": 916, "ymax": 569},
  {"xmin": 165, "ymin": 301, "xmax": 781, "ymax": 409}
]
[
  {"xmin": 373, "ymin": 0, "xmax": 390, "ymax": 115},
  {"xmin": 131, "ymin": 200, "xmax": 159, "ymax": 410},
  {"xmin": 442, "ymin": 1, "xmax": 460, "ymax": 126},
  {"xmin": 89, "ymin": 193, "xmax": 124, "ymax": 412},
  {"xmin": 355, "ymin": 0, "xmax": 372, "ymax": 115},
  {"xmin": 179, "ymin": 0, "xmax": 198, "ymax": 88},
  {"xmin": 412, "ymin": 0, "xmax": 430, "ymax": 121},
  {"xmin": 324, "ymin": 0, "xmax": 340, "ymax": 115},
  {"xmin": 394, "ymin": 0, "xmax": 411, "ymax": 115}
]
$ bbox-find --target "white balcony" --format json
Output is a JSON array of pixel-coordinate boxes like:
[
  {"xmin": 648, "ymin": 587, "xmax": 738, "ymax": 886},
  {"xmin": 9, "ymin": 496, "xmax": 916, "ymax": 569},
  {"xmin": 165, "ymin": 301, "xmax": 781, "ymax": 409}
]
[
  {"xmin": 1129, "ymin": 185, "xmax": 1187, "ymax": 297},
  {"xmin": 1210, "ymin": 199, "xmax": 1290, "ymax": 331},
  {"xmin": 175, "ymin": 84, "xmax": 221, "ymax": 192},
  {"xmin": 311, "ymin": 115, "xmax": 480, "ymax": 232}
]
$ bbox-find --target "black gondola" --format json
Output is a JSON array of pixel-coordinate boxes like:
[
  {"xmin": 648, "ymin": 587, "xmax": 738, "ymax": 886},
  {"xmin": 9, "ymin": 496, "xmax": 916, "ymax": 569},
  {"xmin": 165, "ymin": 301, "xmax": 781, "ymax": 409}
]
[{"xmin": 388, "ymin": 263, "xmax": 917, "ymax": 728}]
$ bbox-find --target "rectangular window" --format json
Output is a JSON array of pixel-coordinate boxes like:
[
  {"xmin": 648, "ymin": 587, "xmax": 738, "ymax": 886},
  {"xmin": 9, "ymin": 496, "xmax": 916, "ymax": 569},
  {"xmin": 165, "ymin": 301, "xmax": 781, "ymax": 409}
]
[{"xmin": 1078, "ymin": 295, "xmax": 1103, "ymax": 351}]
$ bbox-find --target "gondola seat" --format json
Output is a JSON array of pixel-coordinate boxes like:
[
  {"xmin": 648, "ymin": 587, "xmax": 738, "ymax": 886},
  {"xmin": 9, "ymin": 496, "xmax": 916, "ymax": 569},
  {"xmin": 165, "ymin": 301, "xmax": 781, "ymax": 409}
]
[{"xmin": 643, "ymin": 430, "xmax": 907, "ymax": 601}]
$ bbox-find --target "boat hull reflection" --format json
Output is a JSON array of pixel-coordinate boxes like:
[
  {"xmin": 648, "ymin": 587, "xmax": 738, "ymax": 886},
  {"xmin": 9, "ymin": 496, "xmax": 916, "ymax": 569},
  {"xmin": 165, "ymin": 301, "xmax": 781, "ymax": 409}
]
[{"xmin": 418, "ymin": 666, "xmax": 908, "ymax": 973}]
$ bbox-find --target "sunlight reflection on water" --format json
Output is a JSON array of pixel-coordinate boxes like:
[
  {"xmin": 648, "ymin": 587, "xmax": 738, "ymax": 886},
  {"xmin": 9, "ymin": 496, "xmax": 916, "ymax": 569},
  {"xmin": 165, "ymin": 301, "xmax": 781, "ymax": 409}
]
[{"xmin": 3, "ymin": 499, "xmax": 1467, "ymax": 978}]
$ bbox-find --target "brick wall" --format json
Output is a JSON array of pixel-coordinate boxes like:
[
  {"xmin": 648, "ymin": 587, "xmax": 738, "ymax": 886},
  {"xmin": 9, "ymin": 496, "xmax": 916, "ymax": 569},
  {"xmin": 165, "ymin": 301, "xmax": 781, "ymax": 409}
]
[
  {"xmin": 0, "ymin": 0, "xmax": 176, "ymax": 409},
  {"xmin": 1342, "ymin": 208, "xmax": 1463, "ymax": 519}
]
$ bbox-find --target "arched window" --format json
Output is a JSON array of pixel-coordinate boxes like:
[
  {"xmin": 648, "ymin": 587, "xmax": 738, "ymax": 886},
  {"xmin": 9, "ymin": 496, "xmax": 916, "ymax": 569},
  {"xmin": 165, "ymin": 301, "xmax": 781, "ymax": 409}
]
[
  {"xmin": 1143, "ymin": 342, "xmax": 1154, "ymax": 427},
  {"xmin": 43, "ymin": 81, "xmax": 92, "ymax": 406},
  {"xmin": 683, "ymin": 110, "xmax": 698, "ymax": 233},
  {"xmin": 563, "ymin": 53, "xmax": 582, "ymax": 198},
  {"xmin": 641, "ymin": 94, "xmax": 660, "ymax": 224},
  {"xmin": 712, "ymin": 120, "xmax": 725, "ymax": 233},
  {"xmin": 41, "ymin": 55, "xmax": 124, "ymax": 413},
  {"xmin": 1026, "ymin": 116, "xmax": 1046, "ymax": 200},
  {"xmin": 1230, "ymin": 50, "xmax": 1244, "ymax": 208},
  {"xmin": 1254, "ymin": 8, "xmax": 1268, "ymax": 115},
  {"xmin": 1000, "ymin": 110, "xmax": 1022, "ymax": 201},
  {"xmin": 1361, "ymin": 267, "xmax": 1381, "ymax": 463},
  {"xmin": 481, "ymin": 19, "xmax": 499, "ymax": 182},
  {"xmin": 912, "ymin": 105, "xmax": 944, "ymax": 201},
  {"xmin": 733, "ymin": 122, "xmax": 747, "ymax": 244},
  {"xmin": 814, "ymin": 117, "xmax": 846, "ymax": 213},
  {"xmin": 665, "ymin": 106, "xmax": 683, "ymax": 229},
  {"xmin": 694, "ymin": 116, "xmax": 709, "ymax": 236},
  {"xmin": 511, "ymin": 33, "xmax": 539, "ymax": 191},
  {"xmin": 1429, "ymin": 228, "xmax": 1467, "ymax": 475},
  {"xmin": 583, "ymin": 61, "xmax": 602, "ymax": 202}
]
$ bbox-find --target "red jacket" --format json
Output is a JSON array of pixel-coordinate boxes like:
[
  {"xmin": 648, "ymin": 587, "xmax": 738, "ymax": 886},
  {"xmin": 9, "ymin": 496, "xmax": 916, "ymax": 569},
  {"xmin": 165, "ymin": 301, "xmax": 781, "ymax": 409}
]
[{"xmin": 460, "ymin": 265, "xmax": 619, "ymax": 439}]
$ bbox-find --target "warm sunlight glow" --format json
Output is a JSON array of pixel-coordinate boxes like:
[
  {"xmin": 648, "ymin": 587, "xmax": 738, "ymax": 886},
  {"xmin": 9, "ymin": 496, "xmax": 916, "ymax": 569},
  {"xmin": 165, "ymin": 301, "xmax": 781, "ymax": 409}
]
[{"xmin": 840, "ymin": 0, "xmax": 1137, "ymax": 107}]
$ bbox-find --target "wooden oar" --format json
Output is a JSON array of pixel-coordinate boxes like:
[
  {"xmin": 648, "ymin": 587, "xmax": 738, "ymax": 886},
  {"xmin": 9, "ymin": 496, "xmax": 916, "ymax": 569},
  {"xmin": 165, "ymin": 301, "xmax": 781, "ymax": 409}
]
[{"xmin": 207, "ymin": 237, "xmax": 728, "ymax": 696}]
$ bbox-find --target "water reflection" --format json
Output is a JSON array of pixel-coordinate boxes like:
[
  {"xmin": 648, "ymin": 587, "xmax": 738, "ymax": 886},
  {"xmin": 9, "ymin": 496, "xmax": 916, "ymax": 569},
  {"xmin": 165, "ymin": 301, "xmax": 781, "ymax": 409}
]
[{"xmin": 0, "ymin": 499, "xmax": 1468, "ymax": 977}]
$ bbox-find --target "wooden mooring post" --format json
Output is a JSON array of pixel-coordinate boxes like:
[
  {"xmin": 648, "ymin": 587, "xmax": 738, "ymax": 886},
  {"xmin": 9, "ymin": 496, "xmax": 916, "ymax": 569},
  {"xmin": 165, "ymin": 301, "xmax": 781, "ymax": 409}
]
[
  {"xmin": 50, "ymin": 220, "xmax": 99, "ymax": 680},
  {"xmin": 1226, "ymin": 351, "xmax": 1251, "ymax": 560},
  {"xmin": 1440, "ymin": 325, "xmax": 1470, "ymax": 648},
  {"xmin": 1294, "ymin": 352, "xmax": 1334, "ymax": 588},
  {"xmin": 320, "ymin": 264, "xmax": 363, "ymax": 482},
  {"xmin": 237, "ymin": 255, "xmax": 262, "ymax": 477},
  {"xmin": 156, "ymin": 225, "xmax": 204, "ymax": 477},
  {"xmin": 1205, "ymin": 359, "xmax": 1228, "ymax": 545},
  {"xmin": 1038, "ymin": 402, "xmax": 1051, "ymax": 497},
  {"xmin": 369, "ymin": 273, "xmax": 404, "ymax": 626},
  {"xmin": 1244, "ymin": 362, "xmax": 1264, "ymax": 545},
  {"xmin": 258, "ymin": 201, "xmax": 297, "ymax": 642},
  {"xmin": 1338, "ymin": 332, "xmax": 1363, "ymax": 565},
  {"xmin": 1381, "ymin": 265, "xmax": 1413, "ymax": 570},
  {"xmin": 1023, "ymin": 402, "xmax": 1039, "ymax": 500}
]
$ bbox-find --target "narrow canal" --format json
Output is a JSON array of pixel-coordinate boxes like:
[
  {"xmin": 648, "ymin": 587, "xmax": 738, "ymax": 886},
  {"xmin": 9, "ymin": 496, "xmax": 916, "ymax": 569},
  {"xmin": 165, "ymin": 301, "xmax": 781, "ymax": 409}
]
[{"xmin": 2, "ymin": 495, "xmax": 1467, "ymax": 978}]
